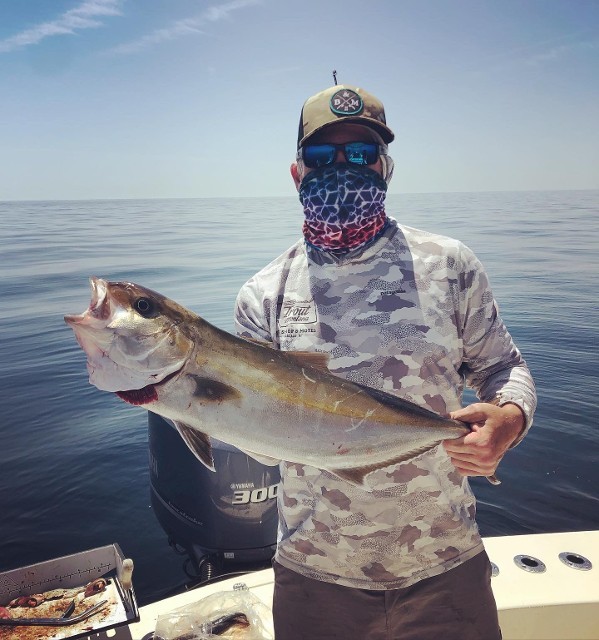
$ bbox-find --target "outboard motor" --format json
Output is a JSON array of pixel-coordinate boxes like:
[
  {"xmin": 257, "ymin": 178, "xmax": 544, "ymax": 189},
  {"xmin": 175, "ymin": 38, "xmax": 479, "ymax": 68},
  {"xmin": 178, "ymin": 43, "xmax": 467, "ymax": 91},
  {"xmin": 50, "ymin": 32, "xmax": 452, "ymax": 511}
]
[{"xmin": 148, "ymin": 412, "xmax": 280, "ymax": 583}]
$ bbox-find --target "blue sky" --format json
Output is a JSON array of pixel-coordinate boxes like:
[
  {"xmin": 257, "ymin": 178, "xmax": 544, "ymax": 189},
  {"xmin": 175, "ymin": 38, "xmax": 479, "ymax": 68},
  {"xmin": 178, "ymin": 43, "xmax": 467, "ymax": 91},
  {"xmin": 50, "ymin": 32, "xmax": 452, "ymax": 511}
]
[{"xmin": 0, "ymin": 0, "xmax": 598, "ymax": 200}]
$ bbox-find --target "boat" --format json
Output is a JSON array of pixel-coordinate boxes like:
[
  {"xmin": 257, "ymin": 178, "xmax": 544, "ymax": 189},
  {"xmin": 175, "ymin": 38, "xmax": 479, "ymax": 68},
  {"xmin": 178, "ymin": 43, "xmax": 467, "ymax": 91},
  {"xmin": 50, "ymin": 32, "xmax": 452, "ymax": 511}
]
[
  {"xmin": 108, "ymin": 416, "xmax": 599, "ymax": 638},
  {"xmin": 3, "ymin": 416, "xmax": 596, "ymax": 639},
  {"xmin": 95, "ymin": 529, "xmax": 599, "ymax": 640}
]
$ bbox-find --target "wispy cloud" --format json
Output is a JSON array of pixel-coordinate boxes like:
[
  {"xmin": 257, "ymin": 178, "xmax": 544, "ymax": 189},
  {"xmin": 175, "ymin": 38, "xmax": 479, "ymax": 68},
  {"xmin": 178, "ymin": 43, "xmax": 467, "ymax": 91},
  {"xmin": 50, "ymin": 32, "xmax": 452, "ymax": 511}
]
[
  {"xmin": 526, "ymin": 39, "xmax": 599, "ymax": 66},
  {"xmin": 108, "ymin": 0, "xmax": 261, "ymax": 55},
  {"xmin": 0, "ymin": 0, "xmax": 123, "ymax": 53},
  {"xmin": 468, "ymin": 30, "xmax": 598, "ymax": 80}
]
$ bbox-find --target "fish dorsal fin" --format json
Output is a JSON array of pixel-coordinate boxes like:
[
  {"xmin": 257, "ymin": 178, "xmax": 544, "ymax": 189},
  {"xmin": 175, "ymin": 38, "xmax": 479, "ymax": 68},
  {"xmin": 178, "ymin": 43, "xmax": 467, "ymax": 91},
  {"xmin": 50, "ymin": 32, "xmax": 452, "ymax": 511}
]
[
  {"xmin": 173, "ymin": 421, "xmax": 215, "ymax": 472},
  {"xmin": 242, "ymin": 336, "xmax": 275, "ymax": 348},
  {"xmin": 240, "ymin": 336, "xmax": 330, "ymax": 372},
  {"xmin": 284, "ymin": 351, "xmax": 330, "ymax": 372},
  {"xmin": 353, "ymin": 382, "xmax": 456, "ymax": 424},
  {"xmin": 329, "ymin": 444, "xmax": 438, "ymax": 489}
]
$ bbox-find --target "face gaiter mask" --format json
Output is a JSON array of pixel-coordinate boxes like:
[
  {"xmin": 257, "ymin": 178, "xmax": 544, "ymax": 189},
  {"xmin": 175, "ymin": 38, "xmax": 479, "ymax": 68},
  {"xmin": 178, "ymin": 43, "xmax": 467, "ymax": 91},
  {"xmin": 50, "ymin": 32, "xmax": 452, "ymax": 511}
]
[{"xmin": 299, "ymin": 163, "xmax": 388, "ymax": 252}]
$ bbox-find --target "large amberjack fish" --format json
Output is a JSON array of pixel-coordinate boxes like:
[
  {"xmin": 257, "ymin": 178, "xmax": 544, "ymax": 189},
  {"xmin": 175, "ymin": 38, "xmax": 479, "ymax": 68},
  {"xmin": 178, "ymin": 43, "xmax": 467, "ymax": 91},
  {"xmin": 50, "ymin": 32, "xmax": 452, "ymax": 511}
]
[{"xmin": 65, "ymin": 277, "xmax": 498, "ymax": 489}]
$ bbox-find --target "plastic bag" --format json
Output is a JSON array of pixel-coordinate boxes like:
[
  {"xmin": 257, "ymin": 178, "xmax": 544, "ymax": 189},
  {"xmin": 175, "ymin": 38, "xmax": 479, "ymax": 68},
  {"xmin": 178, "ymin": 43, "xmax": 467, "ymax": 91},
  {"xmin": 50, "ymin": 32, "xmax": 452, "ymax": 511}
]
[{"xmin": 153, "ymin": 583, "xmax": 273, "ymax": 640}]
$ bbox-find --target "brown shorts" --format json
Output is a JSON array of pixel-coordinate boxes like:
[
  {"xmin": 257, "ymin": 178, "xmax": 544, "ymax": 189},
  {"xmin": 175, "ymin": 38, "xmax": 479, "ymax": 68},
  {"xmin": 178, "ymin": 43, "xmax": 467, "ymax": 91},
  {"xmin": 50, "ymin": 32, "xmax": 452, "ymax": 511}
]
[{"xmin": 272, "ymin": 551, "xmax": 501, "ymax": 640}]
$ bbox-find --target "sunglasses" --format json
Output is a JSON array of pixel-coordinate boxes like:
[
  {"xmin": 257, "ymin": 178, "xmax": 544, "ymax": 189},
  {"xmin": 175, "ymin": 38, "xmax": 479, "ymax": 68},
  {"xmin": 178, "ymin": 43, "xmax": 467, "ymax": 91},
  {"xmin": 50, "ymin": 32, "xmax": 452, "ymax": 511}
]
[{"xmin": 301, "ymin": 141, "xmax": 386, "ymax": 169}]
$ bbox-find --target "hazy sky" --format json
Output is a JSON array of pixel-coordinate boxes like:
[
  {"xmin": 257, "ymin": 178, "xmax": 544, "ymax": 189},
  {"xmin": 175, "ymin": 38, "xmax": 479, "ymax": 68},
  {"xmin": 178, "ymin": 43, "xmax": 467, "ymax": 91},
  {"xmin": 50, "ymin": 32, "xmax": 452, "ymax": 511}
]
[{"xmin": 1, "ymin": 0, "xmax": 598, "ymax": 200}]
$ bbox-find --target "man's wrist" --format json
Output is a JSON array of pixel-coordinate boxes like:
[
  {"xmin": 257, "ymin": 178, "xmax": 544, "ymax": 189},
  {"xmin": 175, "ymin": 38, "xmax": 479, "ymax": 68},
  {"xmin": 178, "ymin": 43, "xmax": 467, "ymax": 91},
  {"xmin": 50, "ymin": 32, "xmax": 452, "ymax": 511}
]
[{"xmin": 498, "ymin": 401, "xmax": 526, "ymax": 447}]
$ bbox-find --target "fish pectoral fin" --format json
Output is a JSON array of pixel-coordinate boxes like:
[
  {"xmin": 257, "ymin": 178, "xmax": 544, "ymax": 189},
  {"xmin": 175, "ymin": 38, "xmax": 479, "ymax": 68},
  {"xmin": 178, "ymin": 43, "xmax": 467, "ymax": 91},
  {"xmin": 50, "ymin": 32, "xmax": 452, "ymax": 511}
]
[
  {"xmin": 239, "ymin": 448, "xmax": 281, "ymax": 467},
  {"xmin": 330, "ymin": 444, "xmax": 438, "ymax": 489},
  {"xmin": 173, "ymin": 421, "xmax": 215, "ymax": 472}
]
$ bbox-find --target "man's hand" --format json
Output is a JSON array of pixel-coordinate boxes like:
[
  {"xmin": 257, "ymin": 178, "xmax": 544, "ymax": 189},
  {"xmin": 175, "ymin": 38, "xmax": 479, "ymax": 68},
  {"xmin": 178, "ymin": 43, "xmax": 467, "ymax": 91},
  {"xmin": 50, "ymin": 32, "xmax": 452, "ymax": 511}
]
[{"xmin": 442, "ymin": 402, "xmax": 525, "ymax": 478}]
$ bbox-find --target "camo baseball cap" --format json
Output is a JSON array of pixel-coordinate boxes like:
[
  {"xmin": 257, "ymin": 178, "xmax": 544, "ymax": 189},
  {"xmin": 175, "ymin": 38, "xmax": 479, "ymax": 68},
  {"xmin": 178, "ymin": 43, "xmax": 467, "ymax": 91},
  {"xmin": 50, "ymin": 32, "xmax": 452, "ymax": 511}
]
[{"xmin": 297, "ymin": 84, "xmax": 395, "ymax": 149}]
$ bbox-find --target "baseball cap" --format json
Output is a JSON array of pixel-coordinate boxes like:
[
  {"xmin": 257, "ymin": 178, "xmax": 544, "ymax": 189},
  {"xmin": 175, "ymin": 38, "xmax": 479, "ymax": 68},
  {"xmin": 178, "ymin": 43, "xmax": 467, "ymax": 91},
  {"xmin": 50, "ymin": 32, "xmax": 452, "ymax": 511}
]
[{"xmin": 297, "ymin": 84, "xmax": 395, "ymax": 149}]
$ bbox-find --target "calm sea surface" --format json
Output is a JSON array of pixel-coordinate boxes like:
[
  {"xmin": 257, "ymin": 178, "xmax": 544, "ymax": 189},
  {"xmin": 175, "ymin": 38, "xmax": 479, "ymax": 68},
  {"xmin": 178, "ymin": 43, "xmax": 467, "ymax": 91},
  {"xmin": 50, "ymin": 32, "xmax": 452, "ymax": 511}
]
[{"xmin": 1, "ymin": 191, "xmax": 598, "ymax": 605}]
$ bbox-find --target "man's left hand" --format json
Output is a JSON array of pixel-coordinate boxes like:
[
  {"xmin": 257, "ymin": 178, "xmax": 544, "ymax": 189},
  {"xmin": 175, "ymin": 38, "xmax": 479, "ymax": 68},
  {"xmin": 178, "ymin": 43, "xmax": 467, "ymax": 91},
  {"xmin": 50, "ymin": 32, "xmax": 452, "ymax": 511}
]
[{"xmin": 442, "ymin": 402, "xmax": 525, "ymax": 478}]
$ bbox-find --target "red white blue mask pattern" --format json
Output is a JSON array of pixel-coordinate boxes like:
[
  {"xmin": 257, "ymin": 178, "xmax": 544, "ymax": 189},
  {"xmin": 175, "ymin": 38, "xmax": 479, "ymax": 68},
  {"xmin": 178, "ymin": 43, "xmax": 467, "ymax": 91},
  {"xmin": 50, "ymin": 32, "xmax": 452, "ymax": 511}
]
[{"xmin": 299, "ymin": 164, "xmax": 388, "ymax": 252}]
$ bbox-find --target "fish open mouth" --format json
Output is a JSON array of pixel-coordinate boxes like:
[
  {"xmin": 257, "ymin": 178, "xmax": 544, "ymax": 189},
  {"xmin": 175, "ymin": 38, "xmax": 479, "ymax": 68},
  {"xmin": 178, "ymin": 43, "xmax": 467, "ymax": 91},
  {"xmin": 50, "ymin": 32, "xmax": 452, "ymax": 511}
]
[{"xmin": 116, "ymin": 368, "xmax": 182, "ymax": 406}]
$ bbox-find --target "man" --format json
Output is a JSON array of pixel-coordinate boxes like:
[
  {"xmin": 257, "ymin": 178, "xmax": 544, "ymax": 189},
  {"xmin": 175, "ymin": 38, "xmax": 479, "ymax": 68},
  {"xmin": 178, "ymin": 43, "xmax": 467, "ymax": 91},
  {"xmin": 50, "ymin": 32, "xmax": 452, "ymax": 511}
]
[{"xmin": 234, "ymin": 84, "xmax": 536, "ymax": 639}]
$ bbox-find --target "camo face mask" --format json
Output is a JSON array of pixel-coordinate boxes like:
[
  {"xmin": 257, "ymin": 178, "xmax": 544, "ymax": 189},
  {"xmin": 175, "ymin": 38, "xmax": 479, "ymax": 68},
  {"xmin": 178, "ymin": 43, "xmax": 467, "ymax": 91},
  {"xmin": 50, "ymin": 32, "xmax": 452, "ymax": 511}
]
[{"xmin": 299, "ymin": 164, "xmax": 388, "ymax": 252}]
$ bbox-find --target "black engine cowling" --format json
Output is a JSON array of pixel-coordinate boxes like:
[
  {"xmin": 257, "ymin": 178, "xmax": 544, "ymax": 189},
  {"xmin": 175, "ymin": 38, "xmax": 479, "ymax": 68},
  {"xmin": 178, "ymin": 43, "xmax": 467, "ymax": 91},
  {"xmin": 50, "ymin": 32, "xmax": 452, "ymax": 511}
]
[{"xmin": 148, "ymin": 412, "xmax": 280, "ymax": 579}]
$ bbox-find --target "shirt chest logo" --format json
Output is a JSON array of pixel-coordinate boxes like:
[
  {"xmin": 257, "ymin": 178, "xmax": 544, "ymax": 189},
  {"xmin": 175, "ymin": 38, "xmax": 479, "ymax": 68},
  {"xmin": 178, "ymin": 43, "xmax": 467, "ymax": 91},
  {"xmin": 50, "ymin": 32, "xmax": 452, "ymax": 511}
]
[{"xmin": 280, "ymin": 299, "xmax": 317, "ymax": 326}]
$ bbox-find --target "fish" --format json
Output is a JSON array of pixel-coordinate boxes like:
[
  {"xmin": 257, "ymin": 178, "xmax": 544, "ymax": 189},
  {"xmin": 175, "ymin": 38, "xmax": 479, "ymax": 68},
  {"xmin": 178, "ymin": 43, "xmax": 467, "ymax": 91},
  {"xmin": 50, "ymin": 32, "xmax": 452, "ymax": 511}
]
[{"xmin": 64, "ymin": 277, "xmax": 499, "ymax": 489}]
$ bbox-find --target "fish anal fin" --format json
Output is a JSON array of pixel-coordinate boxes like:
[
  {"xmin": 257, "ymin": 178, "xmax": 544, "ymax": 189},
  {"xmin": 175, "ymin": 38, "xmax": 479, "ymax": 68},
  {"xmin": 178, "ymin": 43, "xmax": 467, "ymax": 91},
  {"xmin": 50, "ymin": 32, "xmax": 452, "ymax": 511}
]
[
  {"xmin": 173, "ymin": 421, "xmax": 215, "ymax": 471},
  {"xmin": 329, "ymin": 444, "xmax": 438, "ymax": 489}
]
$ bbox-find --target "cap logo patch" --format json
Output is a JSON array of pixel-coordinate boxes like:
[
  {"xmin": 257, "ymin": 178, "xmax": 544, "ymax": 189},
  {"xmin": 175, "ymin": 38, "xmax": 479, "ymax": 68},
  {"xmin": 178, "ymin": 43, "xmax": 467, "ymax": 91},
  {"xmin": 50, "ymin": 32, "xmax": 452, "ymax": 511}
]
[{"xmin": 330, "ymin": 89, "xmax": 364, "ymax": 116}]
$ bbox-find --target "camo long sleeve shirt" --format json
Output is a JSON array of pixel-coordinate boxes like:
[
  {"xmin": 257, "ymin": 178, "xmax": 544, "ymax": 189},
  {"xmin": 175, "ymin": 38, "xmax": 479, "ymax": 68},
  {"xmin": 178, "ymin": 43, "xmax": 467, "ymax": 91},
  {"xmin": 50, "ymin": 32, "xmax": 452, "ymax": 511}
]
[{"xmin": 234, "ymin": 218, "xmax": 536, "ymax": 590}]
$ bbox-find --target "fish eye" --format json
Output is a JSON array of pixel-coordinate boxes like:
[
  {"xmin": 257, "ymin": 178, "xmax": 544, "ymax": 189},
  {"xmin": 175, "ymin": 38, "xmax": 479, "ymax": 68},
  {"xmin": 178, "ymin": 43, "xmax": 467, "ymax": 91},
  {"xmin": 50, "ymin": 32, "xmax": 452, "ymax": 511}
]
[{"xmin": 134, "ymin": 297, "xmax": 157, "ymax": 318}]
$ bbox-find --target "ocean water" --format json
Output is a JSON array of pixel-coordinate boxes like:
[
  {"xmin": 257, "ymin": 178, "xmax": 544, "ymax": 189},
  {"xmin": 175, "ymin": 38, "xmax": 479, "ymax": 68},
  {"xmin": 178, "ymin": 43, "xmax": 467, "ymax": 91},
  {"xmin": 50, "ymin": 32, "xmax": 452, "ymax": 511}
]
[{"xmin": 0, "ymin": 191, "xmax": 598, "ymax": 606}]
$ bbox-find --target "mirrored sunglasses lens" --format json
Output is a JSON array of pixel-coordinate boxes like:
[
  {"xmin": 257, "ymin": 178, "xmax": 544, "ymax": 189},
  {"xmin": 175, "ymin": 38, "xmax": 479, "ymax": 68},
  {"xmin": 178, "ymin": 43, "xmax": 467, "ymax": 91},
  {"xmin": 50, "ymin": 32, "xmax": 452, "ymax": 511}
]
[
  {"xmin": 303, "ymin": 145, "xmax": 336, "ymax": 168},
  {"xmin": 345, "ymin": 143, "xmax": 378, "ymax": 166}
]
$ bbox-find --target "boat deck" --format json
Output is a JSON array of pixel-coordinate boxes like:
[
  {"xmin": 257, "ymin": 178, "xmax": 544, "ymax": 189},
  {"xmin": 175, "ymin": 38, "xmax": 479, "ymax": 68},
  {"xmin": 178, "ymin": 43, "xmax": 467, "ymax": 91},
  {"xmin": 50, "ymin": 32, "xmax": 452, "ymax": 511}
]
[{"xmin": 86, "ymin": 530, "xmax": 599, "ymax": 640}]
